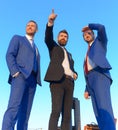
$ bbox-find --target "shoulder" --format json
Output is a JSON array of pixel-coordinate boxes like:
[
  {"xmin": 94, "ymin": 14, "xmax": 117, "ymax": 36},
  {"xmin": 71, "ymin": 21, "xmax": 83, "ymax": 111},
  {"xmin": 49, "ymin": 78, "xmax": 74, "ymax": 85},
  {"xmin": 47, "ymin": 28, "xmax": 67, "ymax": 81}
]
[
  {"xmin": 11, "ymin": 35, "xmax": 24, "ymax": 40},
  {"xmin": 66, "ymin": 50, "xmax": 72, "ymax": 55},
  {"xmin": 9, "ymin": 35, "xmax": 26, "ymax": 47},
  {"xmin": 52, "ymin": 44, "xmax": 61, "ymax": 51}
]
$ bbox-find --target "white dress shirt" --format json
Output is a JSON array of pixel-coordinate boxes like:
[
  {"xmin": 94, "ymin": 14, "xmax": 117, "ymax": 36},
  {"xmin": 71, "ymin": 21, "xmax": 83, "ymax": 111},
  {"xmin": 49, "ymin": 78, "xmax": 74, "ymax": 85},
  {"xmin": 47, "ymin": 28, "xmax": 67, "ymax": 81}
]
[
  {"xmin": 62, "ymin": 47, "xmax": 74, "ymax": 78},
  {"xmin": 25, "ymin": 34, "xmax": 34, "ymax": 47},
  {"xmin": 87, "ymin": 41, "xmax": 97, "ymax": 71}
]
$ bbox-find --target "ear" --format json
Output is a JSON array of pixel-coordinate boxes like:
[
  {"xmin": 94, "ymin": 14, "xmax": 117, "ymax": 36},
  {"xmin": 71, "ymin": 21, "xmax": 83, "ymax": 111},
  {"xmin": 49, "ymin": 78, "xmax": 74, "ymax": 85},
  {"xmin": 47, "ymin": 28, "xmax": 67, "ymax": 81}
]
[
  {"xmin": 36, "ymin": 28, "xmax": 38, "ymax": 32},
  {"xmin": 93, "ymin": 33, "xmax": 95, "ymax": 39}
]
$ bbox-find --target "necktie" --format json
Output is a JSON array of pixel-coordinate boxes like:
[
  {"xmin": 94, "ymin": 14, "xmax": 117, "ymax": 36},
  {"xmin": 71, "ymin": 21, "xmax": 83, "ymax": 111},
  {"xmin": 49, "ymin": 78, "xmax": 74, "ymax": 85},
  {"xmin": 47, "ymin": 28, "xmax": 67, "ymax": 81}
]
[
  {"xmin": 30, "ymin": 39, "xmax": 34, "ymax": 48},
  {"xmin": 30, "ymin": 40, "xmax": 37, "ymax": 73},
  {"xmin": 84, "ymin": 45, "xmax": 90, "ymax": 74}
]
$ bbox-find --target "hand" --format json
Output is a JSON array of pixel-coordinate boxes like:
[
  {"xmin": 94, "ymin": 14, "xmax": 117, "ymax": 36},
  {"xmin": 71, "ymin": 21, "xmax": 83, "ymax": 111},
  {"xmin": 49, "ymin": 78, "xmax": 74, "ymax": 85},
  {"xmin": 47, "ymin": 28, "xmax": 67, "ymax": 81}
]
[
  {"xmin": 84, "ymin": 91, "xmax": 90, "ymax": 99},
  {"xmin": 73, "ymin": 73, "xmax": 78, "ymax": 80},
  {"xmin": 82, "ymin": 26, "xmax": 90, "ymax": 32},
  {"xmin": 48, "ymin": 9, "xmax": 57, "ymax": 25},
  {"xmin": 12, "ymin": 72, "xmax": 20, "ymax": 78}
]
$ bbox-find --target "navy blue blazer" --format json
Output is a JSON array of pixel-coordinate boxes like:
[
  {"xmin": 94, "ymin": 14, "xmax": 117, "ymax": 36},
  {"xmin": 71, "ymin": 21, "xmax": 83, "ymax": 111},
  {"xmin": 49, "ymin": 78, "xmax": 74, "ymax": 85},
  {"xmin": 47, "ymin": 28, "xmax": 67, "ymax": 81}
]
[
  {"xmin": 88, "ymin": 23, "xmax": 112, "ymax": 81},
  {"xmin": 6, "ymin": 35, "xmax": 41, "ymax": 86}
]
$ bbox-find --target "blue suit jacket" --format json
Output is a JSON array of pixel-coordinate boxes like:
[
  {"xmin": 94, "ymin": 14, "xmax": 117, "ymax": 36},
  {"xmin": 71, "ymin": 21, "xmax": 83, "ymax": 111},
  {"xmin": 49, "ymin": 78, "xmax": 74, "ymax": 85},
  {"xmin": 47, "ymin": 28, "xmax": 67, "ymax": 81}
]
[
  {"xmin": 88, "ymin": 23, "xmax": 112, "ymax": 80},
  {"xmin": 6, "ymin": 35, "xmax": 41, "ymax": 86}
]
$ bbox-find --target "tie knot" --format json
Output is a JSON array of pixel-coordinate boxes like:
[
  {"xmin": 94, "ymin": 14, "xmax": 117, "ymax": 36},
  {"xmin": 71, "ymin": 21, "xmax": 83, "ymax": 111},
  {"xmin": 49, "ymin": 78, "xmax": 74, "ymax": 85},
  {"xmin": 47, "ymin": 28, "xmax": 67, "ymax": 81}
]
[
  {"xmin": 30, "ymin": 39, "xmax": 33, "ymax": 43},
  {"xmin": 88, "ymin": 44, "xmax": 90, "ymax": 48}
]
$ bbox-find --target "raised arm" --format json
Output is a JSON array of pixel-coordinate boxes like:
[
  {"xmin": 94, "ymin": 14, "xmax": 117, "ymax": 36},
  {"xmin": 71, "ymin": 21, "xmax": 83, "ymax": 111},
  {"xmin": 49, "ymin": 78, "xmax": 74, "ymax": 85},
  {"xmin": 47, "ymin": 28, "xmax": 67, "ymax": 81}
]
[
  {"xmin": 44, "ymin": 9, "xmax": 57, "ymax": 50},
  {"xmin": 89, "ymin": 23, "xmax": 108, "ymax": 43}
]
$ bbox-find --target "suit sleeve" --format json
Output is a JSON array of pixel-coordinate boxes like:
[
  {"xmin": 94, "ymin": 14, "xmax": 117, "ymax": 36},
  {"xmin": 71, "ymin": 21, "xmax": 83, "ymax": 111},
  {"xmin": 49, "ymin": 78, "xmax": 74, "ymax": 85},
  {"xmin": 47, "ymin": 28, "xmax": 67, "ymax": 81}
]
[
  {"xmin": 6, "ymin": 35, "xmax": 20, "ymax": 76},
  {"xmin": 44, "ymin": 24, "xmax": 57, "ymax": 51},
  {"xmin": 89, "ymin": 23, "xmax": 108, "ymax": 43}
]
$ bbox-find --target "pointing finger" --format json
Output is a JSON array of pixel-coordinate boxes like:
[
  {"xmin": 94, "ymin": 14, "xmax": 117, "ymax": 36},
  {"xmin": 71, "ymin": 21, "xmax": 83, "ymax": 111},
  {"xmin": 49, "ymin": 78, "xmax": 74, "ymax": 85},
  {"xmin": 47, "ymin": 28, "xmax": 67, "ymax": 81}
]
[{"xmin": 52, "ymin": 9, "xmax": 54, "ymax": 14}]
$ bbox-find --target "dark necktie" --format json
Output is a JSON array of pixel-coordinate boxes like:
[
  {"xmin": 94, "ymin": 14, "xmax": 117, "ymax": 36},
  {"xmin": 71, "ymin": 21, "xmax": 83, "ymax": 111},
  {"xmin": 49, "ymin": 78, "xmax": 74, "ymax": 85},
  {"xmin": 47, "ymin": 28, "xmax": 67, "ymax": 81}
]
[{"xmin": 84, "ymin": 45, "xmax": 90, "ymax": 74}]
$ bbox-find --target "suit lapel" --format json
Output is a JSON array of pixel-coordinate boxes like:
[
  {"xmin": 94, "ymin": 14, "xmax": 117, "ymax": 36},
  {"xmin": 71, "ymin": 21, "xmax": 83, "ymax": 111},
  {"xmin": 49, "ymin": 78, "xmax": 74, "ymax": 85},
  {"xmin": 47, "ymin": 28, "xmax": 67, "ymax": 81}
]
[{"xmin": 24, "ymin": 36, "xmax": 35, "ymax": 51}]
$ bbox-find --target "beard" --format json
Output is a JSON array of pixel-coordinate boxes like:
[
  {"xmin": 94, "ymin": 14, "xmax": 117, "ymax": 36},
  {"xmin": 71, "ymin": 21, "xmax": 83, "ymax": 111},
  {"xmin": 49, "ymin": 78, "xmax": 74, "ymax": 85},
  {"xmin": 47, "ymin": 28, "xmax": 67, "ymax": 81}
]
[{"xmin": 58, "ymin": 39, "xmax": 67, "ymax": 46}]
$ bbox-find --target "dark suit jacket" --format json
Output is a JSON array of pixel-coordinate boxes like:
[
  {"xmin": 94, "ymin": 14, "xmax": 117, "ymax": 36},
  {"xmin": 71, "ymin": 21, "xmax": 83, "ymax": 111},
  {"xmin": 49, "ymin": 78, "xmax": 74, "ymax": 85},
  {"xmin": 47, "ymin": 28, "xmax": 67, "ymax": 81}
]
[
  {"xmin": 44, "ymin": 25, "xmax": 76, "ymax": 82},
  {"xmin": 87, "ymin": 23, "xmax": 112, "ymax": 80},
  {"xmin": 6, "ymin": 35, "xmax": 41, "ymax": 86}
]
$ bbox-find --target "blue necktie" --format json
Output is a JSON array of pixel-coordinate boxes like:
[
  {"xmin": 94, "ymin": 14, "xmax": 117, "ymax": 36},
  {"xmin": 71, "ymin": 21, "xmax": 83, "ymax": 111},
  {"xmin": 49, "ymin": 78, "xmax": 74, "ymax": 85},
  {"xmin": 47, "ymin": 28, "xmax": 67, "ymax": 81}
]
[{"xmin": 32, "ymin": 42, "xmax": 37, "ymax": 73}]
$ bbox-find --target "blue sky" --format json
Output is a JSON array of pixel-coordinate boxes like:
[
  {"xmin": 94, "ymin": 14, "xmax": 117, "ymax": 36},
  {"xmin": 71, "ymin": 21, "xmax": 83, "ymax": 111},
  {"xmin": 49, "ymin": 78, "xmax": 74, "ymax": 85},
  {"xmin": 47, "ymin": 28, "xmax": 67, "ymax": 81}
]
[{"xmin": 0, "ymin": 0, "xmax": 118, "ymax": 130}]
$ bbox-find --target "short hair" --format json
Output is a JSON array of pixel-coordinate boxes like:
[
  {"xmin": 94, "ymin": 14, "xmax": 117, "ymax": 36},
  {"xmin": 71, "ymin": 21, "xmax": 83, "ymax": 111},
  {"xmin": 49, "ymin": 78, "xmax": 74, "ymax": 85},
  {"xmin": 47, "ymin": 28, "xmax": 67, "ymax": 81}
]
[
  {"xmin": 27, "ymin": 20, "xmax": 38, "ymax": 30},
  {"xmin": 58, "ymin": 29, "xmax": 69, "ymax": 37}
]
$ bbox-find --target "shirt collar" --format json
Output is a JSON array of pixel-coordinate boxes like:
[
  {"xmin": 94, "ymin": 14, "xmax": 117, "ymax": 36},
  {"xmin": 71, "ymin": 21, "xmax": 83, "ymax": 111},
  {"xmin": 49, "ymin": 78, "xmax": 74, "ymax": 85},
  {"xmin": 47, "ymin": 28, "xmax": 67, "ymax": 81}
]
[
  {"xmin": 89, "ymin": 40, "xmax": 94, "ymax": 46},
  {"xmin": 25, "ymin": 34, "xmax": 34, "ymax": 41}
]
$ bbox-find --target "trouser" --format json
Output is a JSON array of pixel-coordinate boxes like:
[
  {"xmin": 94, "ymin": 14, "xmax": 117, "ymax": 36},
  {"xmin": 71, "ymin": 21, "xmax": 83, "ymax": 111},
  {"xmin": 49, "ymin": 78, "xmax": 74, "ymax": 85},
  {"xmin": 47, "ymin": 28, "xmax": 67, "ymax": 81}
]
[
  {"xmin": 48, "ymin": 78, "xmax": 74, "ymax": 130},
  {"xmin": 85, "ymin": 70, "xmax": 116, "ymax": 130},
  {"xmin": 2, "ymin": 72, "xmax": 37, "ymax": 130}
]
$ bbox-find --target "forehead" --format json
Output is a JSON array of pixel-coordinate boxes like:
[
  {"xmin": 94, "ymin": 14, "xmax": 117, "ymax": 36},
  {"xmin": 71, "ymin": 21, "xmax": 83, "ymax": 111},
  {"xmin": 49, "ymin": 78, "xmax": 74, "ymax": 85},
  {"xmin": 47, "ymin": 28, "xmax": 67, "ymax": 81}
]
[
  {"xmin": 83, "ymin": 30, "xmax": 93, "ymax": 35},
  {"xmin": 58, "ymin": 32, "xmax": 68, "ymax": 36},
  {"xmin": 84, "ymin": 29, "xmax": 92, "ymax": 33},
  {"xmin": 27, "ymin": 22, "xmax": 36, "ymax": 26}
]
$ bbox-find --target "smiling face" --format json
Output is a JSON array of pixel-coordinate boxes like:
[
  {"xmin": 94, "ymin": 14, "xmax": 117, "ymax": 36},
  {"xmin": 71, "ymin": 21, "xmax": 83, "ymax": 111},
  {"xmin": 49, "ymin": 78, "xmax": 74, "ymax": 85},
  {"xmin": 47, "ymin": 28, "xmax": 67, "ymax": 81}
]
[
  {"xmin": 26, "ymin": 21, "xmax": 38, "ymax": 37},
  {"xmin": 83, "ymin": 30, "xmax": 94, "ymax": 43}
]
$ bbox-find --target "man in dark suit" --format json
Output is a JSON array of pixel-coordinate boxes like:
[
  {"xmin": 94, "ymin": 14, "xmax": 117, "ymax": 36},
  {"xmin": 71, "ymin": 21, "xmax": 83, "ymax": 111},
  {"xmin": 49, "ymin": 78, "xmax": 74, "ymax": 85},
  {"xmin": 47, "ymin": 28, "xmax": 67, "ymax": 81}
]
[
  {"xmin": 2, "ymin": 20, "xmax": 41, "ymax": 130},
  {"xmin": 44, "ymin": 10, "xmax": 78, "ymax": 130},
  {"xmin": 82, "ymin": 23, "xmax": 116, "ymax": 130}
]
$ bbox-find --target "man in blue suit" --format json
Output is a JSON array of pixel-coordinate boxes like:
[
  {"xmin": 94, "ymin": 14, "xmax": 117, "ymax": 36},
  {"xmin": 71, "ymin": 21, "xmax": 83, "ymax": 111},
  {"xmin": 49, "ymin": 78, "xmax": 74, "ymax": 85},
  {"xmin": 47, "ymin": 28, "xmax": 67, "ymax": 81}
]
[
  {"xmin": 2, "ymin": 20, "xmax": 41, "ymax": 130},
  {"xmin": 82, "ymin": 23, "xmax": 116, "ymax": 130}
]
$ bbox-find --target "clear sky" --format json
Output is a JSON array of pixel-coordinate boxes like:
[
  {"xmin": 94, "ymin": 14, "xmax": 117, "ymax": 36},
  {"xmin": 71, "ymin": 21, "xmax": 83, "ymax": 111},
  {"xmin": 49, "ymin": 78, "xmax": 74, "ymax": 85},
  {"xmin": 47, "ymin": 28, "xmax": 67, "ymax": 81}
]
[{"xmin": 0, "ymin": 0, "xmax": 118, "ymax": 130}]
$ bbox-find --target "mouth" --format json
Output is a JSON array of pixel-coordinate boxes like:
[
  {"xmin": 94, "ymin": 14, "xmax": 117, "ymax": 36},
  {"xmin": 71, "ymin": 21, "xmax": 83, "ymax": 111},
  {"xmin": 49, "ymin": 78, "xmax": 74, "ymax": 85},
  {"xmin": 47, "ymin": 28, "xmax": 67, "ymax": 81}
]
[
  {"xmin": 61, "ymin": 39, "xmax": 66, "ymax": 42},
  {"xmin": 28, "ymin": 29, "xmax": 32, "ymax": 31},
  {"xmin": 86, "ymin": 36, "xmax": 90, "ymax": 39}
]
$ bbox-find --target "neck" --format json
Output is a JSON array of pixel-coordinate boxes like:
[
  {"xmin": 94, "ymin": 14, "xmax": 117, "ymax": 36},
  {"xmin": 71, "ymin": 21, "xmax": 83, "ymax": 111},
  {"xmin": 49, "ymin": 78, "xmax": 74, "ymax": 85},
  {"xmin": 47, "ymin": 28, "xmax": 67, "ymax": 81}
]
[
  {"xmin": 88, "ymin": 40, "xmax": 94, "ymax": 46},
  {"xmin": 26, "ymin": 34, "xmax": 34, "ymax": 39}
]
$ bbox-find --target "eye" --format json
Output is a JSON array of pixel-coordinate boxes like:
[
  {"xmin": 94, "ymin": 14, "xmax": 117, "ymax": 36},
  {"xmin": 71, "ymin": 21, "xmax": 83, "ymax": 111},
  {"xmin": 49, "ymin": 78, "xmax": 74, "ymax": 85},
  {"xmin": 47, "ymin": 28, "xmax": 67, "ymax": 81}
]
[{"xmin": 87, "ymin": 32, "xmax": 92, "ymax": 35}]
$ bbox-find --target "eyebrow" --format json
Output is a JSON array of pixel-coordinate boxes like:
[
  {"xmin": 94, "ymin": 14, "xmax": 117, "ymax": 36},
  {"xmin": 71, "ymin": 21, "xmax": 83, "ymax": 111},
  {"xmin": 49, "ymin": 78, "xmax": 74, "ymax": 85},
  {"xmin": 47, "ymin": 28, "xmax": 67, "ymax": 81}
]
[{"xmin": 84, "ymin": 31, "xmax": 92, "ymax": 34}]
